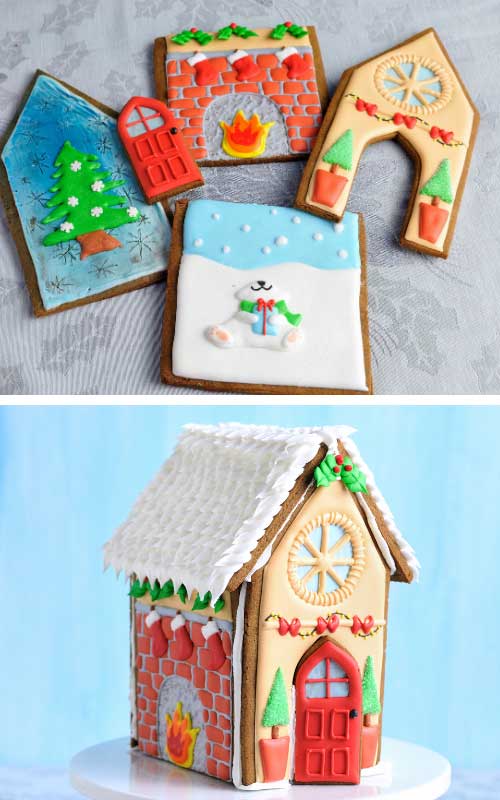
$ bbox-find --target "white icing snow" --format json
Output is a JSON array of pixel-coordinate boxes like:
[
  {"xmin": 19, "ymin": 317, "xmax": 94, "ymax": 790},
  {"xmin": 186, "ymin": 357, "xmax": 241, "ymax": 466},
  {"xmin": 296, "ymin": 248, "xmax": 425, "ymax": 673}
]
[
  {"xmin": 270, "ymin": 208, "xmax": 278, "ymax": 215},
  {"xmin": 193, "ymin": 238, "xmax": 203, "ymax": 247},
  {"xmin": 67, "ymin": 196, "xmax": 79, "ymax": 207},
  {"xmin": 261, "ymin": 246, "xmax": 271, "ymax": 254},
  {"xmin": 104, "ymin": 424, "xmax": 418, "ymax": 601},
  {"xmin": 291, "ymin": 216, "xmax": 301, "ymax": 224},
  {"xmin": 90, "ymin": 207, "xmax": 103, "ymax": 217},
  {"xmin": 312, "ymin": 232, "xmax": 323, "ymax": 241},
  {"xmin": 338, "ymin": 248, "xmax": 349, "ymax": 259},
  {"xmin": 211, "ymin": 212, "xmax": 221, "ymax": 220},
  {"xmin": 241, "ymin": 224, "xmax": 251, "ymax": 232},
  {"xmin": 275, "ymin": 235, "xmax": 288, "ymax": 246},
  {"xmin": 334, "ymin": 222, "xmax": 344, "ymax": 234},
  {"xmin": 222, "ymin": 245, "xmax": 231, "ymax": 254}
]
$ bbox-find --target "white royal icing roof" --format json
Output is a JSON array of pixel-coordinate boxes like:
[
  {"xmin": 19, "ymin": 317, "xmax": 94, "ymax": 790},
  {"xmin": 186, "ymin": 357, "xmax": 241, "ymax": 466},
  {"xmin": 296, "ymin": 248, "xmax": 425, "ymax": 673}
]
[{"xmin": 103, "ymin": 423, "xmax": 418, "ymax": 600}]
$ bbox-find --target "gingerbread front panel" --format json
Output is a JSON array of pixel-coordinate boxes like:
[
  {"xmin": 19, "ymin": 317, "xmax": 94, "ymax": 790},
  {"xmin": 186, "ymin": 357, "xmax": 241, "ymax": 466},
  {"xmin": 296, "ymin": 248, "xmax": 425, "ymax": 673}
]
[{"xmin": 255, "ymin": 480, "xmax": 389, "ymax": 784}]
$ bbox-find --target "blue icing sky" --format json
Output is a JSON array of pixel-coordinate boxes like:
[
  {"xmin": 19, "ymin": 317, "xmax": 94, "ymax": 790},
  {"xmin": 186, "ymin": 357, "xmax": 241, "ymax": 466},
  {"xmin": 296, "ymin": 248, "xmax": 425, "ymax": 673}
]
[
  {"xmin": 1, "ymin": 75, "xmax": 170, "ymax": 311},
  {"xmin": 183, "ymin": 200, "xmax": 360, "ymax": 270}
]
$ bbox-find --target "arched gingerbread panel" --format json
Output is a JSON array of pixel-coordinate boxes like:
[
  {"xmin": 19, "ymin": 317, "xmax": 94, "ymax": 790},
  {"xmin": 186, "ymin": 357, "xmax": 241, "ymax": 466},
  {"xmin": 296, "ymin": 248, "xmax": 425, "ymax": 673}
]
[{"xmin": 295, "ymin": 28, "xmax": 479, "ymax": 258}]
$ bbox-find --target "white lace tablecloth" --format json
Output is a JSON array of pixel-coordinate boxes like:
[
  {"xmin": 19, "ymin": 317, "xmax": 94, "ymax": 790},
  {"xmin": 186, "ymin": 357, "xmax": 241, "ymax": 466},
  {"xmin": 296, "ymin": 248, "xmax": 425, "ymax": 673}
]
[{"xmin": 1, "ymin": 0, "xmax": 498, "ymax": 394}]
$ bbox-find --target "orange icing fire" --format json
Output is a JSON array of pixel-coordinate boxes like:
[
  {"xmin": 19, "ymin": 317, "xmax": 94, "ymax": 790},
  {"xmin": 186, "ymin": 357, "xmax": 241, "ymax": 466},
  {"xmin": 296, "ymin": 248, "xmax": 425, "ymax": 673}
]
[
  {"xmin": 220, "ymin": 110, "xmax": 274, "ymax": 158},
  {"xmin": 165, "ymin": 701, "xmax": 200, "ymax": 768}
]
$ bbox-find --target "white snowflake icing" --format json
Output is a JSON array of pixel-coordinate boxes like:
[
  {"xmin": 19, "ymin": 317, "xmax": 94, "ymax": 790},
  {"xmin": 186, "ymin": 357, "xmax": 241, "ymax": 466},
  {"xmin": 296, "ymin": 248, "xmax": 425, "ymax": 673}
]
[
  {"xmin": 275, "ymin": 235, "xmax": 288, "ymax": 246},
  {"xmin": 67, "ymin": 196, "xmax": 79, "ymax": 207},
  {"xmin": 241, "ymin": 224, "xmax": 251, "ymax": 232},
  {"xmin": 90, "ymin": 206, "xmax": 104, "ymax": 217},
  {"xmin": 91, "ymin": 180, "xmax": 105, "ymax": 192},
  {"xmin": 127, "ymin": 207, "xmax": 138, "ymax": 217},
  {"xmin": 312, "ymin": 232, "xmax": 323, "ymax": 241},
  {"xmin": 338, "ymin": 249, "xmax": 348, "ymax": 259},
  {"xmin": 270, "ymin": 208, "xmax": 278, "ymax": 215},
  {"xmin": 261, "ymin": 245, "xmax": 271, "ymax": 254},
  {"xmin": 212, "ymin": 212, "xmax": 221, "ymax": 220},
  {"xmin": 291, "ymin": 215, "xmax": 301, "ymax": 224},
  {"xmin": 222, "ymin": 245, "xmax": 231, "ymax": 254},
  {"xmin": 70, "ymin": 160, "xmax": 82, "ymax": 172},
  {"xmin": 194, "ymin": 238, "xmax": 203, "ymax": 247},
  {"xmin": 60, "ymin": 221, "xmax": 74, "ymax": 233},
  {"xmin": 334, "ymin": 222, "xmax": 344, "ymax": 234}
]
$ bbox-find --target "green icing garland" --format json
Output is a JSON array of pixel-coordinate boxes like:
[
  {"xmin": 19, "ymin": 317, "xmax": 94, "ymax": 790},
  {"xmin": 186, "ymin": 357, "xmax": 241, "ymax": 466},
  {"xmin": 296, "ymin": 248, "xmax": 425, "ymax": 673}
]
[
  {"xmin": 420, "ymin": 159, "xmax": 454, "ymax": 204},
  {"xmin": 362, "ymin": 655, "xmax": 381, "ymax": 715},
  {"xmin": 261, "ymin": 667, "xmax": 290, "ymax": 727},
  {"xmin": 129, "ymin": 578, "xmax": 225, "ymax": 613},
  {"xmin": 270, "ymin": 22, "xmax": 308, "ymax": 39},
  {"xmin": 41, "ymin": 141, "xmax": 138, "ymax": 246},
  {"xmin": 314, "ymin": 453, "xmax": 367, "ymax": 494},
  {"xmin": 171, "ymin": 28, "xmax": 213, "ymax": 45},
  {"xmin": 217, "ymin": 24, "xmax": 258, "ymax": 40},
  {"xmin": 323, "ymin": 129, "xmax": 353, "ymax": 171}
]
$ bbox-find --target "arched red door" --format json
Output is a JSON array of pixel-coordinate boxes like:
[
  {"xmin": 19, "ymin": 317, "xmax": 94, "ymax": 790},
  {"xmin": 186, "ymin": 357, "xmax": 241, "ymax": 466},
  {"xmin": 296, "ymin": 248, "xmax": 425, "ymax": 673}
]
[{"xmin": 294, "ymin": 639, "xmax": 361, "ymax": 784}]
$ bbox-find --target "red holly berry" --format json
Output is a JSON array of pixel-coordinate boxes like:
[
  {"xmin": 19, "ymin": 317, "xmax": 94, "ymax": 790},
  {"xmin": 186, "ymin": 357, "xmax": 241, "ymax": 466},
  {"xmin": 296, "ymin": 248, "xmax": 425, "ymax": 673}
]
[
  {"xmin": 230, "ymin": 22, "xmax": 237, "ymax": 29},
  {"xmin": 190, "ymin": 27, "xmax": 198, "ymax": 33},
  {"xmin": 335, "ymin": 454, "xmax": 344, "ymax": 465},
  {"xmin": 284, "ymin": 20, "xmax": 292, "ymax": 27},
  {"xmin": 344, "ymin": 464, "xmax": 353, "ymax": 472},
  {"xmin": 333, "ymin": 466, "xmax": 341, "ymax": 474}
]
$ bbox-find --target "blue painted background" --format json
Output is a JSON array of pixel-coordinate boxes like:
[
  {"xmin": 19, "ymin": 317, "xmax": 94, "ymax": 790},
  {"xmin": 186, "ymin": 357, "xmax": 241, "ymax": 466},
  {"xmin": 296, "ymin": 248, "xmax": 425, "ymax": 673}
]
[{"xmin": 0, "ymin": 405, "xmax": 499, "ymax": 770}]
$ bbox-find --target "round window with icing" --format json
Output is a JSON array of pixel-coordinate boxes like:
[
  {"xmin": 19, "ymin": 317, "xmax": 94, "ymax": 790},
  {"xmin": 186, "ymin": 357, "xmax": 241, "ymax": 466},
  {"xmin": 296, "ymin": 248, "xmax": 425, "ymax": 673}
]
[
  {"xmin": 374, "ymin": 54, "xmax": 453, "ymax": 115},
  {"xmin": 288, "ymin": 512, "xmax": 366, "ymax": 606}
]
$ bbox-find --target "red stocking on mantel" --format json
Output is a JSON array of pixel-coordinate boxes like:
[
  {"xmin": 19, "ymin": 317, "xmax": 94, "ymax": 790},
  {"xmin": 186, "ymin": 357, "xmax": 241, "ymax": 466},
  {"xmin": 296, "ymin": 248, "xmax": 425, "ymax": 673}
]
[
  {"xmin": 277, "ymin": 46, "xmax": 309, "ymax": 79},
  {"xmin": 228, "ymin": 50, "xmax": 260, "ymax": 81},
  {"xmin": 187, "ymin": 52, "xmax": 223, "ymax": 86},
  {"xmin": 145, "ymin": 609, "xmax": 168, "ymax": 658},
  {"xmin": 170, "ymin": 613, "xmax": 193, "ymax": 661},
  {"xmin": 201, "ymin": 619, "xmax": 226, "ymax": 671}
]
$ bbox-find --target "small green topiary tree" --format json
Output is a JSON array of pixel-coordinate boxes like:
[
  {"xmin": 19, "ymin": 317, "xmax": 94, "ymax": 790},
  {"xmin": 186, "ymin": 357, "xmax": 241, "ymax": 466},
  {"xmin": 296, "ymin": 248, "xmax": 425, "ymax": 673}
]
[
  {"xmin": 262, "ymin": 667, "xmax": 289, "ymax": 739},
  {"xmin": 362, "ymin": 656, "xmax": 381, "ymax": 723},
  {"xmin": 322, "ymin": 129, "xmax": 353, "ymax": 172},
  {"xmin": 420, "ymin": 159, "xmax": 453, "ymax": 205}
]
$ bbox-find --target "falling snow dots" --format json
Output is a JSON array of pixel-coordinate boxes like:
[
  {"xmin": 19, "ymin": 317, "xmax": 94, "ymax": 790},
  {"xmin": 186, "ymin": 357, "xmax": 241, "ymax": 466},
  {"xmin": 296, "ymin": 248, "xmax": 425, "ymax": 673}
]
[
  {"xmin": 338, "ymin": 249, "xmax": 348, "ymax": 259},
  {"xmin": 275, "ymin": 235, "xmax": 288, "ymax": 246},
  {"xmin": 334, "ymin": 222, "xmax": 344, "ymax": 234},
  {"xmin": 261, "ymin": 245, "xmax": 271, "ymax": 254},
  {"xmin": 193, "ymin": 238, "xmax": 204, "ymax": 247},
  {"xmin": 241, "ymin": 224, "xmax": 251, "ymax": 232},
  {"xmin": 312, "ymin": 232, "xmax": 323, "ymax": 241},
  {"xmin": 270, "ymin": 208, "xmax": 278, "ymax": 215},
  {"xmin": 211, "ymin": 212, "xmax": 221, "ymax": 220},
  {"xmin": 222, "ymin": 245, "xmax": 231, "ymax": 254},
  {"xmin": 291, "ymin": 216, "xmax": 301, "ymax": 224}
]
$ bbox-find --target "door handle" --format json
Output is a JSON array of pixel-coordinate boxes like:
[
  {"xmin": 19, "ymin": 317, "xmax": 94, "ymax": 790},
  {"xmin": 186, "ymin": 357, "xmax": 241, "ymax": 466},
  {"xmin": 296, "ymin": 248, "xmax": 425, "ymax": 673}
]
[
  {"xmin": 170, "ymin": 127, "xmax": 178, "ymax": 135},
  {"xmin": 349, "ymin": 709, "xmax": 358, "ymax": 719}
]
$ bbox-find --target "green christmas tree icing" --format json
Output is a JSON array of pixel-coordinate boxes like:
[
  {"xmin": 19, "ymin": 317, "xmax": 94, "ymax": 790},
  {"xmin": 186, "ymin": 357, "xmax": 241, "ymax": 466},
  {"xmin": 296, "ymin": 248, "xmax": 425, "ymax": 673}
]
[
  {"xmin": 420, "ymin": 159, "xmax": 453, "ymax": 204},
  {"xmin": 41, "ymin": 140, "xmax": 139, "ymax": 247},
  {"xmin": 362, "ymin": 656, "xmax": 381, "ymax": 716},
  {"xmin": 323, "ymin": 129, "xmax": 353, "ymax": 171},
  {"xmin": 262, "ymin": 668, "xmax": 290, "ymax": 728}
]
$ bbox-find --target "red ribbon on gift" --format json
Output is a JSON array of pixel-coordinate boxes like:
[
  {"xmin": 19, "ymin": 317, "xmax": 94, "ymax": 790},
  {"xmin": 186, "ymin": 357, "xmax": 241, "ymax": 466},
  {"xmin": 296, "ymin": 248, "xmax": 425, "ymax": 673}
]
[
  {"xmin": 393, "ymin": 112, "xmax": 417, "ymax": 129},
  {"xmin": 256, "ymin": 297, "xmax": 275, "ymax": 336}
]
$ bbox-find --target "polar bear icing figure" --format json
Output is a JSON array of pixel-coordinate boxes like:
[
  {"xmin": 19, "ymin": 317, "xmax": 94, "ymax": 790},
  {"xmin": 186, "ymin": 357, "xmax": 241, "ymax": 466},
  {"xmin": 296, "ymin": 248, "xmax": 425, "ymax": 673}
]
[{"xmin": 206, "ymin": 279, "xmax": 304, "ymax": 351}]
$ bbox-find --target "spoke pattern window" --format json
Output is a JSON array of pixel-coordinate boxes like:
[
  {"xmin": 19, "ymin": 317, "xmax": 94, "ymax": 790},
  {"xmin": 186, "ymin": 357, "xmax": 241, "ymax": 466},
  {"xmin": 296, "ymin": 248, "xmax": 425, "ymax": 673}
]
[
  {"xmin": 288, "ymin": 511, "xmax": 366, "ymax": 606},
  {"xmin": 305, "ymin": 658, "xmax": 349, "ymax": 699},
  {"xmin": 125, "ymin": 105, "xmax": 166, "ymax": 138}
]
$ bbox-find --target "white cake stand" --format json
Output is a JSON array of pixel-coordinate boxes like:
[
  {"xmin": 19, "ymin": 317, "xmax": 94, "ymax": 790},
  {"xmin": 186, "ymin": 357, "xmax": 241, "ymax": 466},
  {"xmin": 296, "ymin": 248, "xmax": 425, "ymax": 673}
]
[{"xmin": 70, "ymin": 737, "xmax": 451, "ymax": 800}]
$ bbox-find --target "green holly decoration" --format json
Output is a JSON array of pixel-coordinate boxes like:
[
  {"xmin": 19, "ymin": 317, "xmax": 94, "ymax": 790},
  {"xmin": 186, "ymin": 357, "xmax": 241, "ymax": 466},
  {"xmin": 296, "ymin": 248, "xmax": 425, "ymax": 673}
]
[
  {"xmin": 314, "ymin": 453, "xmax": 367, "ymax": 494},
  {"xmin": 322, "ymin": 129, "xmax": 353, "ymax": 171},
  {"xmin": 171, "ymin": 28, "xmax": 213, "ymax": 45},
  {"xmin": 362, "ymin": 656, "xmax": 381, "ymax": 716},
  {"xmin": 213, "ymin": 596, "xmax": 225, "ymax": 613},
  {"xmin": 177, "ymin": 583, "xmax": 188, "ymax": 603},
  {"xmin": 41, "ymin": 141, "xmax": 138, "ymax": 255},
  {"xmin": 158, "ymin": 579, "xmax": 174, "ymax": 599},
  {"xmin": 217, "ymin": 24, "xmax": 257, "ymax": 40},
  {"xmin": 129, "ymin": 578, "xmax": 150, "ymax": 598},
  {"xmin": 149, "ymin": 580, "xmax": 162, "ymax": 601},
  {"xmin": 262, "ymin": 668, "xmax": 290, "ymax": 729},
  {"xmin": 192, "ymin": 591, "xmax": 212, "ymax": 610},
  {"xmin": 420, "ymin": 159, "xmax": 453, "ymax": 204},
  {"xmin": 270, "ymin": 22, "xmax": 307, "ymax": 39}
]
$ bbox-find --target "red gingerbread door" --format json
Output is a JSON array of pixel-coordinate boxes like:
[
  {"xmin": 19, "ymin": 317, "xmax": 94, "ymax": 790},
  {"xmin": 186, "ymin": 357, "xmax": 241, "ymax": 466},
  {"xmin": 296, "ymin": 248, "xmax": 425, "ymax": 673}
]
[
  {"xmin": 294, "ymin": 640, "xmax": 361, "ymax": 784},
  {"xmin": 118, "ymin": 97, "xmax": 202, "ymax": 202}
]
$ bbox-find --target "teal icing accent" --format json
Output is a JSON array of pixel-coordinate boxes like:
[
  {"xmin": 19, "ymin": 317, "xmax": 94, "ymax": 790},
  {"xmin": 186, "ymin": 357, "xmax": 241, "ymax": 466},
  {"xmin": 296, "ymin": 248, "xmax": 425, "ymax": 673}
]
[{"xmin": 183, "ymin": 200, "xmax": 361, "ymax": 270}]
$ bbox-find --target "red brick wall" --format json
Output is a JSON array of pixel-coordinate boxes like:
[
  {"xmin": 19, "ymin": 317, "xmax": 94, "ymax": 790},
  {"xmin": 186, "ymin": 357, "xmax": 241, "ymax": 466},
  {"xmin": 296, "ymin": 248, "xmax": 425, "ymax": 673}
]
[
  {"xmin": 166, "ymin": 50, "xmax": 322, "ymax": 159},
  {"xmin": 134, "ymin": 608, "xmax": 233, "ymax": 782}
]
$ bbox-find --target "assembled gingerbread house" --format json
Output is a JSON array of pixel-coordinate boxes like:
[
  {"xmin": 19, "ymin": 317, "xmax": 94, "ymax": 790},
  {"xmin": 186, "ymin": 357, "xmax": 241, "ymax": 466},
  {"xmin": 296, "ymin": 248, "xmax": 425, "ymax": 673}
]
[{"xmin": 104, "ymin": 423, "xmax": 419, "ymax": 788}]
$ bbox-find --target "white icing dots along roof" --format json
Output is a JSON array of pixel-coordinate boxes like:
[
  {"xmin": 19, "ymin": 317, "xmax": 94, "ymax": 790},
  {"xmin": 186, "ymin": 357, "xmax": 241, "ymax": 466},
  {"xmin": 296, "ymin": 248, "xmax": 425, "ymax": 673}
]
[{"xmin": 104, "ymin": 425, "xmax": 419, "ymax": 597}]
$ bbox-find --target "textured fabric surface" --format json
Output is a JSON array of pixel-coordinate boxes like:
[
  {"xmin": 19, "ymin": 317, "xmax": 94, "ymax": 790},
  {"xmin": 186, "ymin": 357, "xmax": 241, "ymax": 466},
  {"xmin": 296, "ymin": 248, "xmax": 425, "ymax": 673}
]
[{"xmin": 0, "ymin": 0, "xmax": 498, "ymax": 394}]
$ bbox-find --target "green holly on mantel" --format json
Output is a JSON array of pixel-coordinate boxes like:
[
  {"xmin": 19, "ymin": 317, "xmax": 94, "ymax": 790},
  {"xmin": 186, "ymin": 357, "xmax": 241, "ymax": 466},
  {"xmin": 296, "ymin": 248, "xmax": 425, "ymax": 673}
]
[
  {"xmin": 171, "ymin": 27, "xmax": 213, "ymax": 45},
  {"xmin": 270, "ymin": 21, "xmax": 308, "ymax": 39},
  {"xmin": 129, "ymin": 577, "xmax": 225, "ymax": 613},
  {"xmin": 217, "ymin": 23, "xmax": 258, "ymax": 40},
  {"xmin": 314, "ymin": 453, "xmax": 367, "ymax": 493}
]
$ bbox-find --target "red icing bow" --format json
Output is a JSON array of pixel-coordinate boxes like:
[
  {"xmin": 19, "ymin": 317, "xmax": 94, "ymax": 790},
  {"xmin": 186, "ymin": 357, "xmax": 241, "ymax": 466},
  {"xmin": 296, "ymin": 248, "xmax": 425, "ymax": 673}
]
[
  {"xmin": 355, "ymin": 98, "xmax": 378, "ymax": 116},
  {"xmin": 278, "ymin": 617, "xmax": 301, "ymax": 636},
  {"xmin": 430, "ymin": 126, "xmax": 454, "ymax": 144},
  {"xmin": 316, "ymin": 614, "xmax": 340, "ymax": 634},
  {"xmin": 351, "ymin": 615, "xmax": 374, "ymax": 635},
  {"xmin": 393, "ymin": 112, "xmax": 417, "ymax": 129},
  {"xmin": 256, "ymin": 298, "xmax": 275, "ymax": 313}
]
